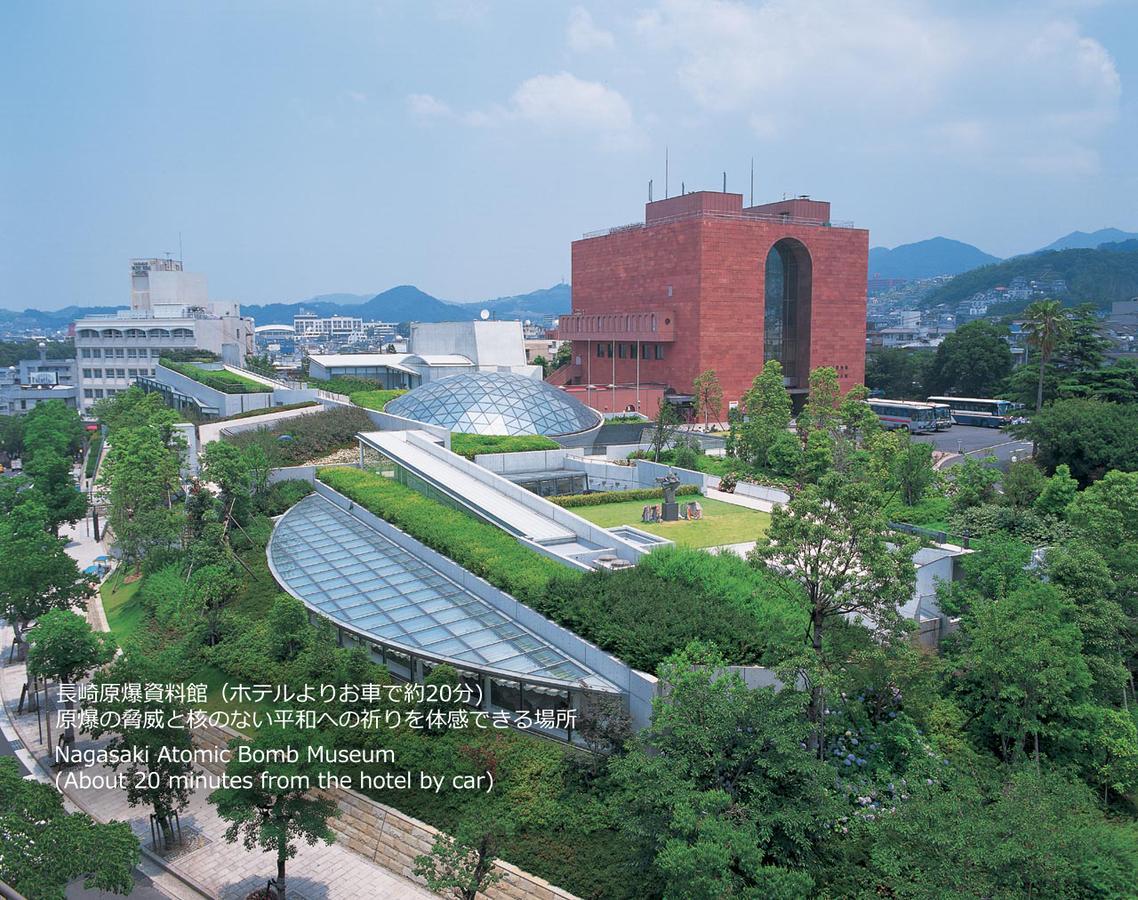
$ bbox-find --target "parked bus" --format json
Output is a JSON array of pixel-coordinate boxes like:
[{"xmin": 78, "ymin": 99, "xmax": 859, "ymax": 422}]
[
  {"xmin": 928, "ymin": 402, "xmax": 954, "ymax": 430},
  {"xmin": 926, "ymin": 396, "xmax": 1019, "ymax": 428},
  {"xmin": 865, "ymin": 399, "xmax": 938, "ymax": 434}
]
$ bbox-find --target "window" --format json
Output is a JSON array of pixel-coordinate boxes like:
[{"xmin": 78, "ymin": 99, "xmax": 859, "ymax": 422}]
[
  {"xmin": 91, "ymin": 349, "xmax": 101, "ymax": 358},
  {"xmin": 618, "ymin": 343, "xmax": 627, "ymax": 359},
  {"xmin": 150, "ymin": 349, "xmax": 161, "ymax": 358},
  {"xmin": 94, "ymin": 389, "xmax": 104, "ymax": 398},
  {"xmin": 92, "ymin": 368, "xmax": 102, "ymax": 378},
  {"xmin": 127, "ymin": 368, "xmax": 137, "ymax": 378},
  {"xmin": 116, "ymin": 368, "xmax": 126, "ymax": 378},
  {"xmin": 80, "ymin": 349, "xmax": 91, "ymax": 359},
  {"xmin": 654, "ymin": 344, "xmax": 665, "ymax": 360},
  {"xmin": 114, "ymin": 348, "xmax": 125, "ymax": 358},
  {"xmin": 82, "ymin": 369, "xmax": 92, "ymax": 378},
  {"xmin": 127, "ymin": 348, "xmax": 137, "ymax": 358},
  {"xmin": 83, "ymin": 389, "xmax": 93, "ymax": 398},
  {"xmin": 596, "ymin": 343, "xmax": 605, "ymax": 358}
]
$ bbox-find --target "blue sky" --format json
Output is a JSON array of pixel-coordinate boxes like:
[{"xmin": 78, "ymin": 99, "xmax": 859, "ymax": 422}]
[{"xmin": 2, "ymin": 0, "xmax": 1136, "ymax": 310}]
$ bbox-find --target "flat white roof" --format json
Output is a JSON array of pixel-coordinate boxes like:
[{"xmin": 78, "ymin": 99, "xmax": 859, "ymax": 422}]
[{"xmin": 308, "ymin": 353, "xmax": 414, "ymax": 367}]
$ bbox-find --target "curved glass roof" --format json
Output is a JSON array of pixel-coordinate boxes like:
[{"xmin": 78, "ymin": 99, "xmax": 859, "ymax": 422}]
[
  {"xmin": 267, "ymin": 494, "xmax": 614, "ymax": 689},
  {"xmin": 385, "ymin": 372, "xmax": 601, "ymax": 437}
]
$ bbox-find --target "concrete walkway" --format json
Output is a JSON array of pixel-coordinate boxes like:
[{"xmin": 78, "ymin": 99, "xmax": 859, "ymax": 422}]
[{"xmin": 704, "ymin": 487, "xmax": 778, "ymax": 512}]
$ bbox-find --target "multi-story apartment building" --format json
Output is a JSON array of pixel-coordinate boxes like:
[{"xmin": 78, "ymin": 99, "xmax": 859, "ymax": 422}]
[
  {"xmin": 0, "ymin": 347, "xmax": 78, "ymax": 415},
  {"xmin": 73, "ymin": 259, "xmax": 253, "ymax": 412},
  {"xmin": 293, "ymin": 313, "xmax": 364, "ymax": 343}
]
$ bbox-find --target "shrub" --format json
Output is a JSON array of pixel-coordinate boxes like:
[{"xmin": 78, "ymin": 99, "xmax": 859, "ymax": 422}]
[
  {"xmin": 256, "ymin": 479, "xmax": 314, "ymax": 516},
  {"xmin": 226, "ymin": 406, "xmax": 374, "ymax": 465},
  {"xmin": 550, "ymin": 484, "xmax": 700, "ymax": 508},
  {"xmin": 449, "ymin": 433, "xmax": 560, "ymax": 459},
  {"xmin": 317, "ymin": 376, "xmax": 388, "ymax": 395},
  {"xmin": 219, "ymin": 401, "xmax": 318, "ymax": 422},
  {"xmin": 718, "ymin": 472, "xmax": 738, "ymax": 493},
  {"xmin": 766, "ymin": 431, "xmax": 803, "ymax": 476},
  {"xmin": 347, "ymin": 389, "xmax": 406, "ymax": 411},
  {"xmin": 316, "ymin": 467, "xmax": 569, "ymax": 608},
  {"xmin": 160, "ymin": 359, "xmax": 268, "ymax": 394}
]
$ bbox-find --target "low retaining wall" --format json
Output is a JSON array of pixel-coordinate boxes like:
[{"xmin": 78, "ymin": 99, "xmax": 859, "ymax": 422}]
[{"xmin": 192, "ymin": 724, "xmax": 579, "ymax": 900}]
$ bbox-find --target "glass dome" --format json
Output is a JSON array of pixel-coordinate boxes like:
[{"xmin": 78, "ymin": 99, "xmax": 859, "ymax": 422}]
[{"xmin": 385, "ymin": 372, "xmax": 602, "ymax": 437}]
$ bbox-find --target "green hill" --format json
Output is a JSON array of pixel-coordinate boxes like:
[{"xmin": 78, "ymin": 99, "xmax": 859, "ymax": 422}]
[{"xmin": 921, "ymin": 246, "xmax": 1138, "ymax": 309}]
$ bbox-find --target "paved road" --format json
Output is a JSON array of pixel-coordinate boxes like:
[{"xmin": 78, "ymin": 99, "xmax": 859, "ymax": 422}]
[{"xmin": 911, "ymin": 424, "xmax": 1032, "ymax": 469}]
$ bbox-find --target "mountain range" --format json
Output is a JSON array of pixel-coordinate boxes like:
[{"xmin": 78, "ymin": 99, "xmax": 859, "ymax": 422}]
[
  {"xmin": 868, "ymin": 237, "xmax": 1001, "ymax": 281},
  {"xmin": 0, "ymin": 283, "xmax": 573, "ymax": 333}
]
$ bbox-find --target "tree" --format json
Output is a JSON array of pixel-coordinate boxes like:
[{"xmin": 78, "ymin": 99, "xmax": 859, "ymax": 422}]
[
  {"xmin": 864, "ymin": 348, "xmax": 934, "ymax": 400},
  {"xmin": 749, "ymin": 474, "xmax": 916, "ymax": 753},
  {"xmin": 87, "ymin": 653, "xmax": 197, "ymax": 848},
  {"xmin": 609, "ymin": 643, "xmax": 834, "ymax": 898},
  {"xmin": 413, "ymin": 805, "xmax": 514, "ymax": 900},
  {"xmin": 738, "ymin": 360, "xmax": 792, "ymax": 466},
  {"xmin": 531, "ymin": 354, "xmax": 549, "ymax": 376},
  {"xmin": 890, "ymin": 434, "xmax": 935, "ymax": 506},
  {"xmin": 1034, "ymin": 463, "xmax": 1078, "ymax": 518},
  {"xmin": 800, "ymin": 429, "xmax": 833, "ymax": 483},
  {"xmin": 201, "ymin": 439, "xmax": 253, "ymax": 524},
  {"xmin": 100, "ymin": 424, "xmax": 182, "ymax": 568},
  {"xmin": 800, "ymin": 366, "xmax": 841, "ymax": 439},
  {"xmin": 925, "ymin": 320, "xmax": 1013, "ymax": 397},
  {"xmin": 1023, "ymin": 299, "xmax": 1071, "ymax": 412},
  {"xmin": 691, "ymin": 369, "xmax": 724, "ymax": 431},
  {"xmin": 209, "ymin": 724, "xmax": 338, "ymax": 900},
  {"xmin": 551, "ymin": 341, "xmax": 572, "ymax": 371},
  {"xmin": 949, "ymin": 455, "xmax": 1000, "ymax": 512},
  {"xmin": 951, "ymin": 583, "xmax": 1090, "ymax": 765},
  {"xmin": 648, "ymin": 398, "xmax": 681, "ymax": 462},
  {"xmin": 1013, "ymin": 398, "xmax": 1138, "ymax": 485},
  {"xmin": 766, "ymin": 430, "xmax": 803, "ymax": 477},
  {"xmin": 24, "ymin": 446, "xmax": 88, "ymax": 534},
  {"xmin": 26, "ymin": 610, "xmax": 116, "ymax": 760},
  {"xmin": 0, "ymin": 756, "xmax": 139, "ymax": 898},
  {"xmin": 1001, "ymin": 459, "xmax": 1045, "ymax": 509},
  {"xmin": 853, "ymin": 765, "xmax": 1138, "ymax": 899},
  {"xmin": 0, "ymin": 496, "xmax": 94, "ymax": 648}
]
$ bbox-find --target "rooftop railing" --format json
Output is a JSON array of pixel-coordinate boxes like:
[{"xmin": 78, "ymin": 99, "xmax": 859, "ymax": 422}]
[{"xmin": 582, "ymin": 209, "xmax": 857, "ymax": 239}]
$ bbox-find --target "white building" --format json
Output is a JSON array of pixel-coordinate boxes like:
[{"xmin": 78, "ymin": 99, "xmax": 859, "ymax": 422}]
[
  {"xmin": 307, "ymin": 320, "xmax": 540, "ymax": 387},
  {"xmin": 73, "ymin": 259, "xmax": 254, "ymax": 412},
  {"xmin": 294, "ymin": 313, "xmax": 364, "ymax": 342}
]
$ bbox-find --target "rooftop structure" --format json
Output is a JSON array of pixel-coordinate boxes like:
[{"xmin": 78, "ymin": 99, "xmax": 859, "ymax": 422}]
[{"xmin": 385, "ymin": 371, "xmax": 602, "ymax": 438}]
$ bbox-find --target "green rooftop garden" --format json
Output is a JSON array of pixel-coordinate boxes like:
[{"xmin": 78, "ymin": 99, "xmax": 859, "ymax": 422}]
[
  {"xmin": 574, "ymin": 495, "xmax": 770, "ymax": 549},
  {"xmin": 160, "ymin": 358, "xmax": 269, "ymax": 394},
  {"xmin": 449, "ymin": 433, "xmax": 560, "ymax": 459}
]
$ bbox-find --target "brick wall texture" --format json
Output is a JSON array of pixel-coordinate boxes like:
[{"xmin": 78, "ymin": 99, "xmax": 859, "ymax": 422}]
[
  {"xmin": 569, "ymin": 193, "xmax": 868, "ymax": 407},
  {"xmin": 192, "ymin": 725, "xmax": 580, "ymax": 900}
]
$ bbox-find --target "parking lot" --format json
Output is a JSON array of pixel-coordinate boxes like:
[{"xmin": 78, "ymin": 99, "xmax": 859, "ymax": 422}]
[{"xmin": 912, "ymin": 424, "xmax": 1033, "ymax": 468}]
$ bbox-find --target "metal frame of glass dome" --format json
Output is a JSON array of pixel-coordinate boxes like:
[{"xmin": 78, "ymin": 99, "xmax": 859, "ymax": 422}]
[
  {"xmin": 384, "ymin": 372, "xmax": 603, "ymax": 438},
  {"xmin": 267, "ymin": 492, "xmax": 625, "ymax": 743}
]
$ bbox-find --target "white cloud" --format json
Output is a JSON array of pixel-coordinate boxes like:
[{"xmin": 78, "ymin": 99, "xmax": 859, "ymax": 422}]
[
  {"xmin": 407, "ymin": 72, "xmax": 639, "ymax": 149},
  {"xmin": 567, "ymin": 6, "xmax": 615, "ymax": 52},
  {"xmin": 346, "ymin": 90, "xmax": 368, "ymax": 104},
  {"xmin": 406, "ymin": 93, "xmax": 453, "ymax": 120},
  {"xmin": 635, "ymin": 0, "xmax": 1120, "ymax": 172}
]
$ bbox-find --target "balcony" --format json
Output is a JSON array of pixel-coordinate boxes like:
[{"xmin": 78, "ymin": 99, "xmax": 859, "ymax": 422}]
[{"xmin": 555, "ymin": 310, "xmax": 676, "ymax": 342}]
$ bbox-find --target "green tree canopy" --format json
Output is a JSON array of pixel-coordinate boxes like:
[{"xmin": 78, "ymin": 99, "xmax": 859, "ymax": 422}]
[{"xmin": 925, "ymin": 320, "xmax": 1013, "ymax": 397}]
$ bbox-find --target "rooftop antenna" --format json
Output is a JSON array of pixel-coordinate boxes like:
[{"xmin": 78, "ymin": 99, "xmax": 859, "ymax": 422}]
[
  {"xmin": 665, "ymin": 146, "xmax": 669, "ymax": 199},
  {"xmin": 723, "ymin": 171, "xmax": 727, "ymax": 193},
  {"xmin": 179, "ymin": 231, "xmax": 183, "ymax": 265},
  {"xmin": 681, "ymin": 181, "xmax": 685, "ymax": 195},
  {"xmin": 648, "ymin": 178, "xmax": 653, "ymax": 202},
  {"xmin": 750, "ymin": 158, "xmax": 754, "ymax": 206}
]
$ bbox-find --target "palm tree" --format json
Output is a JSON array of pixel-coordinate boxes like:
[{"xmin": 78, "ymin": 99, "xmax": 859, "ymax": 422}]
[{"xmin": 1023, "ymin": 299, "xmax": 1069, "ymax": 412}]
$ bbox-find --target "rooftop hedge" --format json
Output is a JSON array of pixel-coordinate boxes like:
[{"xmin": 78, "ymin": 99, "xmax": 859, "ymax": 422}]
[
  {"xmin": 160, "ymin": 359, "xmax": 268, "ymax": 394},
  {"xmin": 449, "ymin": 433, "xmax": 560, "ymax": 459},
  {"xmin": 316, "ymin": 466, "xmax": 566, "ymax": 607},
  {"xmin": 225, "ymin": 406, "xmax": 374, "ymax": 465}
]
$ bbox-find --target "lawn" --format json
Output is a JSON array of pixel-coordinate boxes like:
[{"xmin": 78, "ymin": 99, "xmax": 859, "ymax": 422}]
[
  {"xmin": 575, "ymin": 496, "xmax": 770, "ymax": 548},
  {"xmin": 100, "ymin": 572, "xmax": 145, "ymax": 644}
]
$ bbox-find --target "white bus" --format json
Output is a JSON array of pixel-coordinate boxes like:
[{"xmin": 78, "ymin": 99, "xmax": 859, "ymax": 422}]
[
  {"xmin": 865, "ymin": 399, "xmax": 938, "ymax": 434},
  {"xmin": 928, "ymin": 402, "xmax": 954, "ymax": 430},
  {"xmin": 926, "ymin": 396, "xmax": 1019, "ymax": 428}
]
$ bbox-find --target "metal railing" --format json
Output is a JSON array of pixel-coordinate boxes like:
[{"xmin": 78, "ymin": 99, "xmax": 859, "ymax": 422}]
[{"xmin": 583, "ymin": 209, "xmax": 856, "ymax": 239}]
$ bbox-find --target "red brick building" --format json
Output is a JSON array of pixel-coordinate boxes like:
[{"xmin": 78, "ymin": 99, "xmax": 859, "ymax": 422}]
[{"xmin": 552, "ymin": 191, "xmax": 868, "ymax": 415}]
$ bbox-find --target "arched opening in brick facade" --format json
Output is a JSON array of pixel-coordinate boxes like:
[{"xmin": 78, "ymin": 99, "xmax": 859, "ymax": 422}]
[{"xmin": 763, "ymin": 238, "xmax": 813, "ymax": 388}]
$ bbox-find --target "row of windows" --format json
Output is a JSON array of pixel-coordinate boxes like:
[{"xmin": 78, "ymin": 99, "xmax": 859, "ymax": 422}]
[
  {"xmin": 77, "ymin": 327, "xmax": 194, "ymax": 339},
  {"xmin": 595, "ymin": 342, "xmax": 667, "ymax": 360},
  {"xmin": 80, "ymin": 347, "xmax": 166, "ymax": 359},
  {"xmin": 82, "ymin": 368, "xmax": 153, "ymax": 379},
  {"xmin": 83, "ymin": 388, "xmax": 121, "ymax": 400}
]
